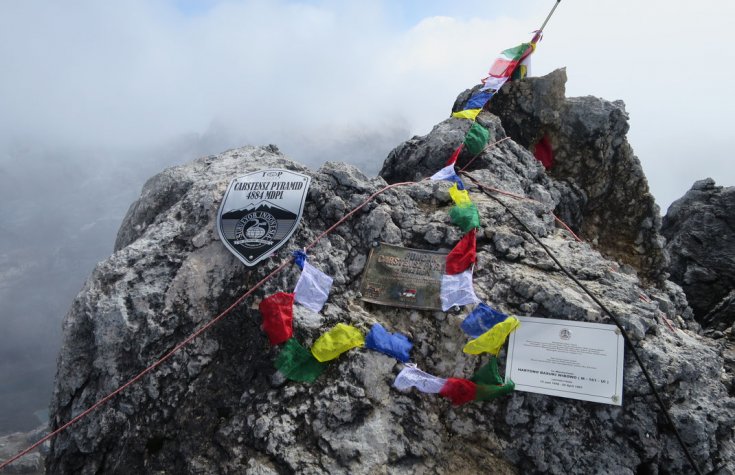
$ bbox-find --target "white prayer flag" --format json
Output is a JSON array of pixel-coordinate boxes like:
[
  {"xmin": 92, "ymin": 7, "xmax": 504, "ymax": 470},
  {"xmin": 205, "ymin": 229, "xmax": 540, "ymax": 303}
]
[
  {"xmin": 480, "ymin": 76, "xmax": 508, "ymax": 92},
  {"xmin": 294, "ymin": 261, "xmax": 333, "ymax": 313},
  {"xmin": 393, "ymin": 365, "xmax": 447, "ymax": 394},
  {"xmin": 430, "ymin": 164, "xmax": 458, "ymax": 182},
  {"xmin": 440, "ymin": 269, "xmax": 480, "ymax": 311}
]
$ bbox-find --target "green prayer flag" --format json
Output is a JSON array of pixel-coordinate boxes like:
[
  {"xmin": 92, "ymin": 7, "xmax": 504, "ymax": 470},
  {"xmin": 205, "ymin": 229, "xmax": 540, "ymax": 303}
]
[
  {"xmin": 475, "ymin": 380, "xmax": 515, "ymax": 401},
  {"xmin": 464, "ymin": 122, "xmax": 490, "ymax": 156},
  {"xmin": 450, "ymin": 203, "xmax": 480, "ymax": 232},
  {"xmin": 471, "ymin": 357, "xmax": 504, "ymax": 386},
  {"xmin": 275, "ymin": 338, "xmax": 326, "ymax": 383},
  {"xmin": 500, "ymin": 43, "xmax": 531, "ymax": 61}
]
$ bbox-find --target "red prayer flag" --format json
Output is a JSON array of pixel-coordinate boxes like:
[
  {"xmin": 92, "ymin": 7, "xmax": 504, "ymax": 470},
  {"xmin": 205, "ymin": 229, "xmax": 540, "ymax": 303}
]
[
  {"xmin": 444, "ymin": 144, "xmax": 464, "ymax": 166},
  {"xmin": 439, "ymin": 378, "xmax": 477, "ymax": 406},
  {"xmin": 488, "ymin": 58, "xmax": 520, "ymax": 78},
  {"xmin": 259, "ymin": 292, "xmax": 294, "ymax": 345},
  {"xmin": 533, "ymin": 135, "xmax": 553, "ymax": 169},
  {"xmin": 446, "ymin": 228, "xmax": 477, "ymax": 275}
]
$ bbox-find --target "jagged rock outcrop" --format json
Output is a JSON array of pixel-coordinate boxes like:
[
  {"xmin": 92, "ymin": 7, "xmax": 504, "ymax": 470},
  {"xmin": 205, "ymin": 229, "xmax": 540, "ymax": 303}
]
[
  {"xmin": 663, "ymin": 178, "xmax": 735, "ymax": 330},
  {"xmin": 382, "ymin": 69, "xmax": 666, "ymax": 283},
  {"xmin": 43, "ymin": 136, "xmax": 735, "ymax": 474}
]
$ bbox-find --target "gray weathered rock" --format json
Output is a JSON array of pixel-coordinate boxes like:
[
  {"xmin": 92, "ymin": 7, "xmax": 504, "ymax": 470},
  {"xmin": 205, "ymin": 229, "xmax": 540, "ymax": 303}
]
[
  {"xmin": 487, "ymin": 69, "xmax": 667, "ymax": 283},
  {"xmin": 42, "ymin": 141, "xmax": 735, "ymax": 474},
  {"xmin": 663, "ymin": 178, "xmax": 735, "ymax": 330},
  {"xmin": 0, "ymin": 426, "xmax": 47, "ymax": 474},
  {"xmin": 382, "ymin": 69, "xmax": 665, "ymax": 282}
]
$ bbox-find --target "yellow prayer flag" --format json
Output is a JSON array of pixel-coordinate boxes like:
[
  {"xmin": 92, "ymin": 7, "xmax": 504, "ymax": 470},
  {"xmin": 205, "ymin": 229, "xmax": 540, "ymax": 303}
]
[
  {"xmin": 451, "ymin": 109, "xmax": 482, "ymax": 121},
  {"xmin": 311, "ymin": 323, "xmax": 365, "ymax": 362},
  {"xmin": 463, "ymin": 317, "xmax": 520, "ymax": 355},
  {"xmin": 449, "ymin": 184, "xmax": 472, "ymax": 207}
]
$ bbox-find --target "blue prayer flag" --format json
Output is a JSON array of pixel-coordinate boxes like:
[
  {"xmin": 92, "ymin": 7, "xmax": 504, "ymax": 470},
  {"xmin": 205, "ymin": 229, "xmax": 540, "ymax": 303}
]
[
  {"xmin": 292, "ymin": 250, "xmax": 308, "ymax": 269},
  {"xmin": 365, "ymin": 323, "xmax": 413, "ymax": 362},
  {"xmin": 465, "ymin": 91, "xmax": 494, "ymax": 110},
  {"xmin": 460, "ymin": 303, "xmax": 509, "ymax": 338}
]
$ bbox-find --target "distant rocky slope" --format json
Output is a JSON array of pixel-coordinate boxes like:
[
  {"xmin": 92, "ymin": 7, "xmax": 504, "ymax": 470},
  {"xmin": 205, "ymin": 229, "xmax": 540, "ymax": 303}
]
[
  {"xmin": 663, "ymin": 178, "xmax": 735, "ymax": 331},
  {"xmin": 43, "ymin": 73, "xmax": 735, "ymax": 474}
]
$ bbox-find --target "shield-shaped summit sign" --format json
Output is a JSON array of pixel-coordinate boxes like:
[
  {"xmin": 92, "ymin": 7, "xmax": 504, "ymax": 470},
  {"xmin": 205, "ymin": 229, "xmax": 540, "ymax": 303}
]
[{"xmin": 218, "ymin": 169, "xmax": 311, "ymax": 266}]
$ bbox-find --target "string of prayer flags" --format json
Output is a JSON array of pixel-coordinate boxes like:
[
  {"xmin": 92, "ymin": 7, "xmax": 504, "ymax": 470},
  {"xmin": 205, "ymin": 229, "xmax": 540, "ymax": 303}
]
[
  {"xmin": 480, "ymin": 76, "xmax": 509, "ymax": 93},
  {"xmin": 463, "ymin": 316, "xmax": 520, "ymax": 355},
  {"xmin": 292, "ymin": 249, "xmax": 308, "ymax": 269},
  {"xmin": 471, "ymin": 356, "xmax": 504, "ymax": 386},
  {"xmin": 460, "ymin": 303, "xmax": 509, "ymax": 338},
  {"xmin": 259, "ymin": 292, "xmax": 294, "ymax": 345},
  {"xmin": 439, "ymin": 378, "xmax": 477, "ymax": 406},
  {"xmin": 465, "ymin": 90, "xmax": 494, "ymax": 110},
  {"xmin": 445, "ymin": 144, "xmax": 464, "ymax": 166},
  {"xmin": 440, "ymin": 269, "xmax": 481, "ymax": 311},
  {"xmin": 475, "ymin": 381, "xmax": 515, "ymax": 401},
  {"xmin": 512, "ymin": 34, "xmax": 540, "ymax": 81},
  {"xmin": 491, "ymin": 43, "xmax": 533, "ymax": 77},
  {"xmin": 311, "ymin": 323, "xmax": 365, "ymax": 362},
  {"xmin": 449, "ymin": 203, "xmax": 480, "ymax": 233},
  {"xmin": 451, "ymin": 109, "xmax": 482, "ymax": 121},
  {"xmin": 393, "ymin": 365, "xmax": 447, "ymax": 394},
  {"xmin": 446, "ymin": 228, "xmax": 477, "ymax": 275},
  {"xmin": 430, "ymin": 165, "xmax": 464, "ymax": 189},
  {"xmin": 448, "ymin": 184, "xmax": 472, "ymax": 207},
  {"xmin": 365, "ymin": 323, "xmax": 413, "ymax": 363},
  {"xmin": 463, "ymin": 122, "xmax": 490, "ymax": 156},
  {"xmin": 294, "ymin": 261, "xmax": 333, "ymax": 313},
  {"xmin": 275, "ymin": 338, "xmax": 326, "ymax": 383},
  {"xmin": 482, "ymin": 43, "xmax": 534, "ymax": 88}
]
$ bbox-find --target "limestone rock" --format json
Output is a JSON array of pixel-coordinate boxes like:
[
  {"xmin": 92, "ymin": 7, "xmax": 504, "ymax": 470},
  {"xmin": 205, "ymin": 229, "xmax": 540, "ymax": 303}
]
[
  {"xmin": 381, "ymin": 70, "xmax": 666, "ymax": 282},
  {"xmin": 43, "ymin": 143, "xmax": 734, "ymax": 474},
  {"xmin": 487, "ymin": 69, "xmax": 667, "ymax": 283},
  {"xmin": 663, "ymin": 178, "xmax": 735, "ymax": 330}
]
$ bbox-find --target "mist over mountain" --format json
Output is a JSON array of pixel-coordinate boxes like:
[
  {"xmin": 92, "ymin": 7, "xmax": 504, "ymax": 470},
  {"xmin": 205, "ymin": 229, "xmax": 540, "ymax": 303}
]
[{"xmin": 0, "ymin": 123, "xmax": 408, "ymax": 434}]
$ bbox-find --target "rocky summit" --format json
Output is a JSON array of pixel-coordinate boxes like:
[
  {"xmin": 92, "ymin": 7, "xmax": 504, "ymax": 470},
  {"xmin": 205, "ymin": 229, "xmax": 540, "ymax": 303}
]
[
  {"xmin": 663, "ymin": 178, "xmax": 735, "ymax": 332},
  {"xmin": 43, "ymin": 71, "xmax": 734, "ymax": 474}
]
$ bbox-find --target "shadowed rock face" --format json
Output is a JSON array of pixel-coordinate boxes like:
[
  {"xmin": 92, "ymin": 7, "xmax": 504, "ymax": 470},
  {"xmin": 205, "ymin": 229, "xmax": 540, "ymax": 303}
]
[
  {"xmin": 488, "ymin": 69, "xmax": 667, "ymax": 283},
  {"xmin": 43, "ymin": 141, "xmax": 735, "ymax": 474},
  {"xmin": 382, "ymin": 69, "xmax": 665, "ymax": 283},
  {"xmin": 663, "ymin": 178, "xmax": 735, "ymax": 330}
]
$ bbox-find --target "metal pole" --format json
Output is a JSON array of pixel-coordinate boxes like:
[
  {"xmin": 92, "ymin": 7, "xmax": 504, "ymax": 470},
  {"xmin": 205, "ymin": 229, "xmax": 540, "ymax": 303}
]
[{"xmin": 538, "ymin": 0, "xmax": 561, "ymax": 34}]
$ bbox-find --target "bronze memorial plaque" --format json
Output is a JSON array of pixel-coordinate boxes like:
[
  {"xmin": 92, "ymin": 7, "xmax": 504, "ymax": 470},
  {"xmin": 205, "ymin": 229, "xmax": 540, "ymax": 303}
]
[{"xmin": 359, "ymin": 243, "xmax": 447, "ymax": 310}]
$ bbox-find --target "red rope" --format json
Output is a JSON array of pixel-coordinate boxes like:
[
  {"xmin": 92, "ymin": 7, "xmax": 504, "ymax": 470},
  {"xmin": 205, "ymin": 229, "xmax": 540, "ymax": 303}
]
[
  {"xmin": 305, "ymin": 181, "xmax": 416, "ymax": 251},
  {"xmin": 0, "ymin": 141, "xmax": 582, "ymax": 470},
  {"xmin": 458, "ymin": 136, "xmax": 510, "ymax": 173},
  {"xmin": 460, "ymin": 172, "xmax": 582, "ymax": 243},
  {"xmin": 0, "ymin": 180, "xmax": 419, "ymax": 472}
]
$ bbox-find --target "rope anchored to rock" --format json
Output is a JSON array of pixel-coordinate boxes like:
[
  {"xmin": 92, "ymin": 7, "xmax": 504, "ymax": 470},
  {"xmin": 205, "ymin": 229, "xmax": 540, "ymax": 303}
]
[{"xmin": 461, "ymin": 170, "xmax": 705, "ymax": 475}]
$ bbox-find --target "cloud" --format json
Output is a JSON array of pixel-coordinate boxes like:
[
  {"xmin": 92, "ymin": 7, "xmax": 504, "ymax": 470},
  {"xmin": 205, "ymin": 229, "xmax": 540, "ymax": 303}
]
[{"xmin": 4, "ymin": 0, "xmax": 731, "ymax": 208}]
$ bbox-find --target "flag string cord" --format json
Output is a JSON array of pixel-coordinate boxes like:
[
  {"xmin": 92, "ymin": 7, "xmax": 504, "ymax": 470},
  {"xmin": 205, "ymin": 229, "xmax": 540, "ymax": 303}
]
[
  {"xmin": 462, "ymin": 171, "xmax": 707, "ymax": 475},
  {"xmin": 0, "ymin": 143, "xmax": 622, "ymax": 472},
  {"xmin": 0, "ymin": 179, "xmax": 416, "ymax": 472}
]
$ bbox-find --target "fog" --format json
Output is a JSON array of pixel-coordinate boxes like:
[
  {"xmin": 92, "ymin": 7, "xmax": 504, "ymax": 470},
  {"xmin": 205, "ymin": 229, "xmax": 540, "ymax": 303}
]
[{"xmin": 1, "ymin": 0, "xmax": 733, "ymax": 434}]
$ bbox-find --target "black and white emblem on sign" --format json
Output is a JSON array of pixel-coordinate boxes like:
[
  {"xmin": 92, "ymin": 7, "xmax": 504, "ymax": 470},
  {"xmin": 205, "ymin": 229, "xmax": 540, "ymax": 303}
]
[{"xmin": 217, "ymin": 169, "xmax": 311, "ymax": 266}]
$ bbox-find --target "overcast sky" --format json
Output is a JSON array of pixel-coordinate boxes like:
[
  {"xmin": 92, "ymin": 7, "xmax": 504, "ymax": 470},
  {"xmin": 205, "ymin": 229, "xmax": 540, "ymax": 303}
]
[{"xmin": 2, "ymin": 0, "xmax": 734, "ymax": 209}]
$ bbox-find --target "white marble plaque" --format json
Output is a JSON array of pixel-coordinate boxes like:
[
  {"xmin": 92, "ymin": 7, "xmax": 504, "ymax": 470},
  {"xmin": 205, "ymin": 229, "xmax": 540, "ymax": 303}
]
[{"xmin": 505, "ymin": 316, "xmax": 624, "ymax": 405}]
